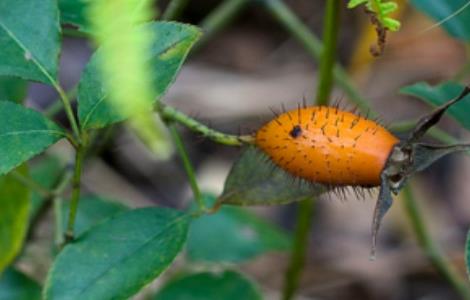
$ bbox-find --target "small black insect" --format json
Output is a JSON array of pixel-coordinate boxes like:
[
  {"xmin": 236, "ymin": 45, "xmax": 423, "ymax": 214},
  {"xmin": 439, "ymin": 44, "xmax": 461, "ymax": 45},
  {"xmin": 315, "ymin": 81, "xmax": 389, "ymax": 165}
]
[{"xmin": 289, "ymin": 125, "xmax": 302, "ymax": 138}]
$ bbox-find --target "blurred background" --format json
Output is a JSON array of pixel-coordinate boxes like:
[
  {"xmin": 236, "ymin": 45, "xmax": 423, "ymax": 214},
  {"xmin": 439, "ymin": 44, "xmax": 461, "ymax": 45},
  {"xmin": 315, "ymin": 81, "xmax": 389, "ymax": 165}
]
[{"xmin": 21, "ymin": 0, "xmax": 470, "ymax": 299}]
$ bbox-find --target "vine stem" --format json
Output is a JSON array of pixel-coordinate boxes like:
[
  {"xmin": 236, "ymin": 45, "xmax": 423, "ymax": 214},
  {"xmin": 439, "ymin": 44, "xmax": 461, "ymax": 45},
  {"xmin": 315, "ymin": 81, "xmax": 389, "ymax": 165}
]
[
  {"xmin": 65, "ymin": 143, "xmax": 86, "ymax": 243},
  {"xmin": 262, "ymin": 0, "xmax": 374, "ymax": 117},
  {"xmin": 402, "ymin": 185, "xmax": 470, "ymax": 300},
  {"xmin": 162, "ymin": 0, "xmax": 189, "ymax": 20},
  {"xmin": 282, "ymin": 1, "xmax": 341, "ymax": 299},
  {"xmin": 168, "ymin": 123, "xmax": 204, "ymax": 210},
  {"xmin": 155, "ymin": 102, "xmax": 254, "ymax": 146}
]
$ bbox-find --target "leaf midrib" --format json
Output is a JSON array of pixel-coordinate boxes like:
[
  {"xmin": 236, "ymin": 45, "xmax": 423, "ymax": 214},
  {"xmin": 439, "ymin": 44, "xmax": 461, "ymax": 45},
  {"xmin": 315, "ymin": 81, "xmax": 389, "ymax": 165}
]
[
  {"xmin": 71, "ymin": 213, "xmax": 190, "ymax": 297},
  {"xmin": 0, "ymin": 20, "xmax": 57, "ymax": 85}
]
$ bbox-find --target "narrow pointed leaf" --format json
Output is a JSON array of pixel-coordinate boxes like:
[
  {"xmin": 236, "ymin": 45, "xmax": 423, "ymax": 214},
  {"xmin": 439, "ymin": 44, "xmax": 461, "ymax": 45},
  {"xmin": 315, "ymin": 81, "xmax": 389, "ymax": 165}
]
[
  {"xmin": 220, "ymin": 147, "xmax": 327, "ymax": 206},
  {"xmin": 78, "ymin": 22, "xmax": 201, "ymax": 130},
  {"xmin": 0, "ymin": 268, "xmax": 41, "ymax": 300},
  {"xmin": 0, "ymin": 102, "xmax": 66, "ymax": 175},
  {"xmin": 0, "ymin": 0, "xmax": 60, "ymax": 84},
  {"xmin": 411, "ymin": 143, "xmax": 470, "ymax": 173},
  {"xmin": 0, "ymin": 166, "xmax": 31, "ymax": 273},
  {"xmin": 400, "ymin": 81, "xmax": 470, "ymax": 131},
  {"xmin": 371, "ymin": 174, "xmax": 394, "ymax": 258},
  {"xmin": 44, "ymin": 207, "xmax": 190, "ymax": 300},
  {"xmin": 154, "ymin": 271, "xmax": 262, "ymax": 300}
]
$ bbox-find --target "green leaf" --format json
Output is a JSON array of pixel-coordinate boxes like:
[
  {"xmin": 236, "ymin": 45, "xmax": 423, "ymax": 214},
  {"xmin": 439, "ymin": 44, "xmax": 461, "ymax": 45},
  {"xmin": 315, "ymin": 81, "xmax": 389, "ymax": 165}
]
[
  {"xmin": 0, "ymin": 0, "xmax": 60, "ymax": 84},
  {"xmin": 0, "ymin": 268, "xmax": 41, "ymax": 300},
  {"xmin": 78, "ymin": 21, "xmax": 201, "ymax": 130},
  {"xmin": 0, "ymin": 166, "xmax": 31, "ymax": 273},
  {"xmin": 411, "ymin": 0, "xmax": 470, "ymax": 40},
  {"xmin": 44, "ymin": 207, "xmax": 190, "ymax": 300},
  {"xmin": 188, "ymin": 194, "xmax": 290, "ymax": 263},
  {"xmin": 0, "ymin": 102, "xmax": 66, "ymax": 175},
  {"xmin": 29, "ymin": 156, "xmax": 63, "ymax": 219},
  {"xmin": 400, "ymin": 81, "xmax": 470, "ymax": 131},
  {"xmin": 61, "ymin": 196, "xmax": 128, "ymax": 236},
  {"xmin": 220, "ymin": 147, "xmax": 327, "ymax": 206},
  {"xmin": 348, "ymin": 0, "xmax": 368, "ymax": 9},
  {"xmin": 59, "ymin": 0, "xmax": 89, "ymax": 33},
  {"xmin": 0, "ymin": 76, "xmax": 27, "ymax": 103},
  {"xmin": 154, "ymin": 271, "xmax": 262, "ymax": 300}
]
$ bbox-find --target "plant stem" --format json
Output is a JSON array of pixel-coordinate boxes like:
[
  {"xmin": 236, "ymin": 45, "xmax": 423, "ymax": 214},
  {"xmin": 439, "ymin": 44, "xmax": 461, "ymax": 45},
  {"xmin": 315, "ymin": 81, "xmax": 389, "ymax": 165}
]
[
  {"xmin": 10, "ymin": 170, "xmax": 54, "ymax": 198},
  {"xmin": 282, "ymin": 198, "xmax": 315, "ymax": 300},
  {"xmin": 402, "ymin": 185, "xmax": 470, "ymax": 300},
  {"xmin": 65, "ymin": 144, "xmax": 86, "ymax": 242},
  {"xmin": 155, "ymin": 102, "xmax": 254, "ymax": 146},
  {"xmin": 262, "ymin": 0, "xmax": 373, "ymax": 116},
  {"xmin": 196, "ymin": 0, "xmax": 251, "ymax": 49},
  {"xmin": 162, "ymin": 0, "xmax": 189, "ymax": 20},
  {"xmin": 168, "ymin": 123, "xmax": 204, "ymax": 210},
  {"xmin": 315, "ymin": 0, "xmax": 341, "ymax": 105},
  {"xmin": 45, "ymin": 86, "xmax": 78, "ymax": 118},
  {"xmin": 282, "ymin": 2, "xmax": 340, "ymax": 299},
  {"xmin": 53, "ymin": 84, "xmax": 81, "ymax": 143}
]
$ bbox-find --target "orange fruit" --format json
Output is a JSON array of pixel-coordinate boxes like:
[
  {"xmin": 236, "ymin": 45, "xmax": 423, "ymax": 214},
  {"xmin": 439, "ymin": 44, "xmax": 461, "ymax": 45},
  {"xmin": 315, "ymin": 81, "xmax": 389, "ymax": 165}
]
[{"xmin": 255, "ymin": 106, "xmax": 399, "ymax": 186}]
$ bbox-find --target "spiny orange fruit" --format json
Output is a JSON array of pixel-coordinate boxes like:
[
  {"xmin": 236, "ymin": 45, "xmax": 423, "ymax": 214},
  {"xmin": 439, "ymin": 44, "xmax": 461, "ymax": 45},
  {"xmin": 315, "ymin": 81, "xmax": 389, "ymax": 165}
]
[{"xmin": 255, "ymin": 106, "xmax": 399, "ymax": 187}]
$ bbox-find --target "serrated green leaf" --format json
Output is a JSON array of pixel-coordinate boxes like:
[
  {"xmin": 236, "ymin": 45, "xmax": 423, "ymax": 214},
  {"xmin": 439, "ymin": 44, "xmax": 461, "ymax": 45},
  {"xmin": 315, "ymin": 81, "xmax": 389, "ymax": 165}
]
[
  {"xmin": 78, "ymin": 21, "xmax": 201, "ymax": 130},
  {"xmin": 0, "ymin": 76, "xmax": 27, "ymax": 103},
  {"xmin": 220, "ymin": 147, "xmax": 327, "ymax": 206},
  {"xmin": 154, "ymin": 271, "xmax": 262, "ymax": 300},
  {"xmin": 0, "ymin": 166, "xmax": 31, "ymax": 273},
  {"xmin": 0, "ymin": 0, "xmax": 60, "ymax": 84},
  {"xmin": 0, "ymin": 268, "xmax": 41, "ymax": 300},
  {"xmin": 0, "ymin": 102, "xmax": 66, "ymax": 175},
  {"xmin": 61, "ymin": 196, "xmax": 128, "ymax": 236},
  {"xmin": 188, "ymin": 194, "xmax": 290, "ymax": 263},
  {"xmin": 411, "ymin": 0, "xmax": 470, "ymax": 41},
  {"xmin": 400, "ymin": 81, "xmax": 470, "ymax": 131},
  {"xmin": 44, "ymin": 207, "xmax": 190, "ymax": 300}
]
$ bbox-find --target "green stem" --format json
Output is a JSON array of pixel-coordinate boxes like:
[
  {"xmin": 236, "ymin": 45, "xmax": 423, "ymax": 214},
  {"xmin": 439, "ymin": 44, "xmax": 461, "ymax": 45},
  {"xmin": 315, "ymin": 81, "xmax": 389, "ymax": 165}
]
[
  {"xmin": 155, "ymin": 102, "xmax": 254, "ymax": 146},
  {"xmin": 53, "ymin": 84, "xmax": 81, "ymax": 143},
  {"xmin": 282, "ymin": 2, "xmax": 340, "ymax": 299},
  {"xmin": 10, "ymin": 170, "xmax": 54, "ymax": 198},
  {"xmin": 45, "ymin": 86, "xmax": 78, "ymax": 118},
  {"xmin": 315, "ymin": 0, "xmax": 341, "ymax": 105},
  {"xmin": 162, "ymin": 0, "xmax": 190, "ymax": 20},
  {"xmin": 282, "ymin": 198, "xmax": 315, "ymax": 300},
  {"xmin": 195, "ymin": 0, "xmax": 251, "ymax": 49},
  {"xmin": 402, "ymin": 185, "xmax": 470, "ymax": 300},
  {"xmin": 262, "ymin": 0, "xmax": 373, "ymax": 116},
  {"xmin": 65, "ymin": 144, "xmax": 86, "ymax": 242},
  {"xmin": 168, "ymin": 123, "xmax": 204, "ymax": 210}
]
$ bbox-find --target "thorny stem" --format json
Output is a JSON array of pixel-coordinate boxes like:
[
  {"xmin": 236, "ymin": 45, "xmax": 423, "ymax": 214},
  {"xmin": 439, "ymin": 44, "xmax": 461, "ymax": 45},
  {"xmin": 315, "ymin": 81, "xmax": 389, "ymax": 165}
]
[
  {"xmin": 162, "ymin": 0, "xmax": 190, "ymax": 20},
  {"xmin": 315, "ymin": 0, "xmax": 341, "ymax": 105},
  {"xmin": 262, "ymin": 0, "xmax": 374, "ymax": 117},
  {"xmin": 65, "ymin": 143, "xmax": 86, "ymax": 243},
  {"xmin": 402, "ymin": 185, "xmax": 470, "ymax": 300},
  {"xmin": 168, "ymin": 123, "xmax": 204, "ymax": 210},
  {"xmin": 155, "ymin": 102, "xmax": 254, "ymax": 146},
  {"xmin": 282, "ymin": 198, "xmax": 315, "ymax": 300},
  {"xmin": 195, "ymin": 0, "xmax": 251, "ymax": 49},
  {"xmin": 282, "ymin": 2, "xmax": 341, "ymax": 299}
]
